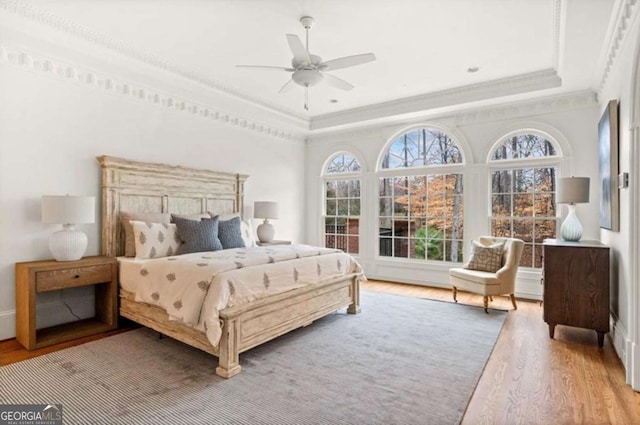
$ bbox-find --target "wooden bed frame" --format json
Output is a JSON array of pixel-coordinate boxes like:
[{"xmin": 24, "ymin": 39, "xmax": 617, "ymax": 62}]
[{"xmin": 97, "ymin": 156, "xmax": 361, "ymax": 378}]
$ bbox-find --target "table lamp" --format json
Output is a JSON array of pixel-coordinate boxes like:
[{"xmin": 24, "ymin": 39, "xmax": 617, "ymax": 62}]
[
  {"xmin": 42, "ymin": 195, "xmax": 95, "ymax": 261},
  {"xmin": 556, "ymin": 177, "xmax": 590, "ymax": 242},
  {"xmin": 254, "ymin": 201, "xmax": 279, "ymax": 243}
]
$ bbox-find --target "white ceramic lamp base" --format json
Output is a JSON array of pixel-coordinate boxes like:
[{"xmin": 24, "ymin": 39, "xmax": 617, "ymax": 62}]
[
  {"xmin": 560, "ymin": 204, "xmax": 583, "ymax": 242},
  {"xmin": 49, "ymin": 224, "xmax": 88, "ymax": 261},
  {"xmin": 257, "ymin": 220, "xmax": 275, "ymax": 243}
]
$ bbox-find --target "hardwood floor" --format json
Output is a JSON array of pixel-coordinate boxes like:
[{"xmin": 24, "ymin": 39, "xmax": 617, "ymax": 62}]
[
  {"xmin": 2, "ymin": 281, "xmax": 639, "ymax": 424},
  {"xmin": 363, "ymin": 280, "xmax": 640, "ymax": 425}
]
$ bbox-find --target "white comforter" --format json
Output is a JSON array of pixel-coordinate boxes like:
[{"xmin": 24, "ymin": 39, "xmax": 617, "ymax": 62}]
[{"xmin": 129, "ymin": 244, "xmax": 364, "ymax": 347}]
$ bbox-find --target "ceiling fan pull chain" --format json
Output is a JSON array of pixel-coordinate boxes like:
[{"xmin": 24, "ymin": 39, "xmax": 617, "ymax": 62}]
[{"xmin": 304, "ymin": 87, "xmax": 309, "ymax": 111}]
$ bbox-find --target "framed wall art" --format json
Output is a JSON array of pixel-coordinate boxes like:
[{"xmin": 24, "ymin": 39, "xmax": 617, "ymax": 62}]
[{"xmin": 598, "ymin": 99, "xmax": 619, "ymax": 231}]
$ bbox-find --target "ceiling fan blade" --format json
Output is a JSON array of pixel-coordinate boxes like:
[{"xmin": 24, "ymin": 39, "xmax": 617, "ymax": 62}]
[
  {"xmin": 286, "ymin": 34, "xmax": 311, "ymax": 64},
  {"xmin": 236, "ymin": 65, "xmax": 295, "ymax": 72},
  {"xmin": 278, "ymin": 78, "xmax": 296, "ymax": 94},
  {"xmin": 319, "ymin": 53, "xmax": 376, "ymax": 71},
  {"xmin": 323, "ymin": 73, "xmax": 355, "ymax": 91}
]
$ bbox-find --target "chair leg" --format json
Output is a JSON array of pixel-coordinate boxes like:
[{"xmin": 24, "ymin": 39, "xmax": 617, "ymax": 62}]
[
  {"xmin": 452, "ymin": 286, "xmax": 458, "ymax": 303},
  {"xmin": 483, "ymin": 296, "xmax": 489, "ymax": 313},
  {"xmin": 510, "ymin": 294, "xmax": 518, "ymax": 310}
]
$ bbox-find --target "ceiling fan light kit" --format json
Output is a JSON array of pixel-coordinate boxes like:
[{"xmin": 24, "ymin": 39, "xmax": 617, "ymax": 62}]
[{"xmin": 237, "ymin": 15, "xmax": 376, "ymax": 110}]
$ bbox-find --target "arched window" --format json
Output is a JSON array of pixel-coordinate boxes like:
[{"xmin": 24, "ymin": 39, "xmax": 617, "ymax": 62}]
[
  {"xmin": 489, "ymin": 133, "xmax": 560, "ymax": 268},
  {"xmin": 378, "ymin": 128, "xmax": 464, "ymax": 262},
  {"xmin": 323, "ymin": 152, "xmax": 361, "ymax": 254}
]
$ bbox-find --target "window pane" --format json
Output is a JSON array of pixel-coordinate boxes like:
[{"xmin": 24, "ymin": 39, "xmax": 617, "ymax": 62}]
[
  {"xmin": 336, "ymin": 217, "xmax": 347, "ymax": 233},
  {"xmin": 492, "ymin": 195, "xmax": 511, "ymax": 216},
  {"xmin": 348, "ymin": 180, "xmax": 361, "ymax": 197},
  {"xmin": 348, "ymin": 236, "xmax": 359, "ymax": 254},
  {"xmin": 337, "ymin": 199, "xmax": 349, "ymax": 216},
  {"xmin": 513, "ymin": 194, "xmax": 534, "ymax": 216},
  {"xmin": 534, "ymin": 219, "xmax": 556, "ymax": 242},
  {"xmin": 491, "ymin": 170, "xmax": 512, "ymax": 193},
  {"xmin": 347, "ymin": 218, "xmax": 359, "ymax": 235},
  {"xmin": 534, "ymin": 193, "xmax": 555, "ymax": 217},
  {"xmin": 395, "ymin": 238, "xmax": 409, "ymax": 258},
  {"xmin": 513, "ymin": 219, "xmax": 533, "ymax": 243},
  {"xmin": 491, "ymin": 134, "xmax": 557, "ymax": 161},
  {"xmin": 381, "ymin": 128, "xmax": 463, "ymax": 169},
  {"xmin": 336, "ymin": 181, "xmax": 349, "ymax": 198},
  {"xmin": 326, "ymin": 153, "xmax": 361, "ymax": 174},
  {"xmin": 325, "ymin": 217, "xmax": 336, "ymax": 233},
  {"xmin": 379, "ymin": 218, "xmax": 392, "ymax": 232},
  {"xmin": 426, "ymin": 238, "xmax": 444, "ymax": 260},
  {"xmin": 379, "ymin": 178, "xmax": 393, "ymax": 197},
  {"xmin": 349, "ymin": 199, "xmax": 360, "ymax": 216},
  {"xmin": 492, "ymin": 219, "xmax": 511, "ymax": 237},
  {"xmin": 326, "ymin": 199, "xmax": 336, "ymax": 216},
  {"xmin": 379, "ymin": 237, "xmax": 393, "ymax": 256},
  {"xmin": 520, "ymin": 244, "xmax": 533, "ymax": 267},
  {"xmin": 534, "ymin": 245, "xmax": 543, "ymax": 268},
  {"xmin": 514, "ymin": 169, "xmax": 534, "ymax": 193},
  {"xmin": 326, "ymin": 181, "xmax": 337, "ymax": 198}
]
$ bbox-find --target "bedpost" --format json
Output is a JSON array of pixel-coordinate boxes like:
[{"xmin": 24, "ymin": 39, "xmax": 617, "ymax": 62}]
[
  {"xmin": 347, "ymin": 277, "xmax": 361, "ymax": 314},
  {"xmin": 216, "ymin": 318, "xmax": 242, "ymax": 378}
]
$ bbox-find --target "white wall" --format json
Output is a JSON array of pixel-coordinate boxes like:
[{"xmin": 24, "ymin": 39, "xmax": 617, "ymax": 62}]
[
  {"xmin": 598, "ymin": 11, "xmax": 640, "ymax": 390},
  {"xmin": 0, "ymin": 27, "xmax": 307, "ymax": 340},
  {"xmin": 306, "ymin": 98, "xmax": 602, "ymax": 299}
]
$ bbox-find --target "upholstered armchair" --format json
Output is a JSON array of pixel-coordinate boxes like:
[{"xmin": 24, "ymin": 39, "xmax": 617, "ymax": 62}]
[{"xmin": 449, "ymin": 236, "xmax": 524, "ymax": 313}]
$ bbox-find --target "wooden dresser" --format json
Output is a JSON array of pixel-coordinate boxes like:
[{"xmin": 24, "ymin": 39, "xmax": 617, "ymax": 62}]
[{"xmin": 542, "ymin": 239, "xmax": 610, "ymax": 347}]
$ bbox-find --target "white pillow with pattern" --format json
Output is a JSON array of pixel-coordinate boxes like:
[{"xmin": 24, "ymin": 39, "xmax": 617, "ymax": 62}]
[{"xmin": 131, "ymin": 220, "xmax": 182, "ymax": 259}]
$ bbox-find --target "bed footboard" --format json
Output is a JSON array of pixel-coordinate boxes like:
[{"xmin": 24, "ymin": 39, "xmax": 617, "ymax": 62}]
[{"xmin": 120, "ymin": 273, "xmax": 361, "ymax": 378}]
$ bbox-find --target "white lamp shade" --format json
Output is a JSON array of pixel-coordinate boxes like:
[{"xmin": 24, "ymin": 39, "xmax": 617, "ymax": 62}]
[
  {"xmin": 254, "ymin": 201, "xmax": 279, "ymax": 220},
  {"xmin": 42, "ymin": 195, "xmax": 96, "ymax": 224},
  {"xmin": 557, "ymin": 177, "xmax": 590, "ymax": 204}
]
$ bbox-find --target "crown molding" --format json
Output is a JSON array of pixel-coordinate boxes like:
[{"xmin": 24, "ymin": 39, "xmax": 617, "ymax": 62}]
[
  {"xmin": 306, "ymin": 90, "xmax": 597, "ymax": 145},
  {"xmin": 0, "ymin": 43, "xmax": 306, "ymax": 143},
  {"xmin": 310, "ymin": 69, "xmax": 562, "ymax": 130},
  {"xmin": 596, "ymin": 0, "xmax": 640, "ymax": 93},
  {"xmin": 0, "ymin": 0, "xmax": 309, "ymax": 125}
]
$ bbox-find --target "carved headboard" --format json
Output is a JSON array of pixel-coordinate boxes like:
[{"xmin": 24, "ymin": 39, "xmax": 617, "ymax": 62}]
[{"xmin": 97, "ymin": 156, "xmax": 248, "ymax": 257}]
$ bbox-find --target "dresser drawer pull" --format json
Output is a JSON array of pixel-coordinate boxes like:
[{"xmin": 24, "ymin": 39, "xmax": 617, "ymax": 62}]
[{"xmin": 74, "ymin": 275, "xmax": 80, "ymax": 279}]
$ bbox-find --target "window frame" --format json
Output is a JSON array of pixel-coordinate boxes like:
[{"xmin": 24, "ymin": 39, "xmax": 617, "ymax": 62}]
[
  {"xmin": 377, "ymin": 126, "xmax": 466, "ymax": 264},
  {"xmin": 487, "ymin": 132, "xmax": 563, "ymax": 270},
  {"xmin": 322, "ymin": 151, "xmax": 363, "ymax": 256}
]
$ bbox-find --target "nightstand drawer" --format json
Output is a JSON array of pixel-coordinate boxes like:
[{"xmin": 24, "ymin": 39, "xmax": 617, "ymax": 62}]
[{"xmin": 36, "ymin": 264, "xmax": 113, "ymax": 292}]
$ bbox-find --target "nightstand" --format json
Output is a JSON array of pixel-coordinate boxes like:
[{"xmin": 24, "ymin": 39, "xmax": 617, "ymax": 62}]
[
  {"xmin": 15, "ymin": 256, "xmax": 118, "ymax": 350},
  {"xmin": 256, "ymin": 240, "xmax": 292, "ymax": 246}
]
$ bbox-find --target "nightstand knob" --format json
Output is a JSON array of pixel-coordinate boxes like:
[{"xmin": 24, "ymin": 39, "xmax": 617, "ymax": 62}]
[{"xmin": 74, "ymin": 274, "xmax": 80, "ymax": 279}]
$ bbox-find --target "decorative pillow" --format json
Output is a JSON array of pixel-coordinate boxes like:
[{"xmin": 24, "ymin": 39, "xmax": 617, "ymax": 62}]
[
  {"xmin": 463, "ymin": 240, "xmax": 505, "ymax": 273},
  {"xmin": 217, "ymin": 216, "xmax": 246, "ymax": 249},
  {"xmin": 121, "ymin": 212, "xmax": 171, "ymax": 257},
  {"xmin": 131, "ymin": 221, "xmax": 181, "ymax": 259},
  {"xmin": 208, "ymin": 212, "xmax": 256, "ymax": 247},
  {"xmin": 174, "ymin": 216, "xmax": 223, "ymax": 254},
  {"xmin": 170, "ymin": 213, "xmax": 211, "ymax": 222},
  {"xmin": 240, "ymin": 220, "xmax": 256, "ymax": 247}
]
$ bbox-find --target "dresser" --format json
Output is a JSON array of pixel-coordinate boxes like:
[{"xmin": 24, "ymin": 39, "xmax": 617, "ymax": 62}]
[
  {"xmin": 542, "ymin": 239, "xmax": 610, "ymax": 347},
  {"xmin": 15, "ymin": 256, "xmax": 118, "ymax": 350}
]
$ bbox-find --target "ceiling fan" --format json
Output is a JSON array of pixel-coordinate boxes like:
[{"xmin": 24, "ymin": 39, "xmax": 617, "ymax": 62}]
[{"xmin": 237, "ymin": 16, "xmax": 376, "ymax": 110}]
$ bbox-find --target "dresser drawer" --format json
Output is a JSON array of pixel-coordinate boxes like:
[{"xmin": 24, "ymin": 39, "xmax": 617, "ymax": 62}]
[{"xmin": 36, "ymin": 264, "xmax": 113, "ymax": 292}]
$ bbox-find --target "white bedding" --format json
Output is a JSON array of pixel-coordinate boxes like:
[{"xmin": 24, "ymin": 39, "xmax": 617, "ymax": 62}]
[{"xmin": 117, "ymin": 244, "xmax": 364, "ymax": 347}]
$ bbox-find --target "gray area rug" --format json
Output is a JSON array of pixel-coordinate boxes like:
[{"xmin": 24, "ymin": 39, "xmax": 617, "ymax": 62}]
[{"xmin": 0, "ymin": 291, "xmax": 507, "ymax": 425}]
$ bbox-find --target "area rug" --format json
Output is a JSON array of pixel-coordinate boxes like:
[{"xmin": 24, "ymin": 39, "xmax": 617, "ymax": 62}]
[{"xmin": 0, "ymin": 291, "xmax": 507, "ymax": 425}]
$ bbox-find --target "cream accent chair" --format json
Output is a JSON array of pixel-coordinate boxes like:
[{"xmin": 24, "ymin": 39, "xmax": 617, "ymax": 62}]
[{"xmin": 449, "ymin": 236, "xmax": 524, "ymax": 313}]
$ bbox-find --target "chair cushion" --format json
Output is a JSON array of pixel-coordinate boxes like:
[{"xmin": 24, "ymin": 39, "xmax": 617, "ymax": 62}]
[
  {"xmin": 464, "ymin": 240, "xmax": 504, "ymax": 272},
  {"xmin": 449, "ymin": 267, "xmax": 501, "ymax": 286}
]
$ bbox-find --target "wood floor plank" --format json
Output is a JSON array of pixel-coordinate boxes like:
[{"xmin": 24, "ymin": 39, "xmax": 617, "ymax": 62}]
[{"xmin": 2, "ymin": 280, "xmax": 639, "ymax": 424}]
